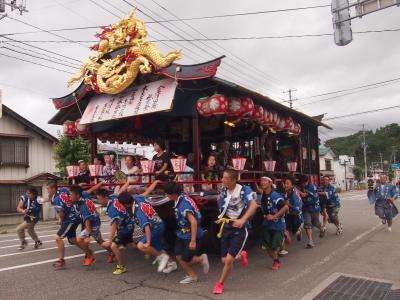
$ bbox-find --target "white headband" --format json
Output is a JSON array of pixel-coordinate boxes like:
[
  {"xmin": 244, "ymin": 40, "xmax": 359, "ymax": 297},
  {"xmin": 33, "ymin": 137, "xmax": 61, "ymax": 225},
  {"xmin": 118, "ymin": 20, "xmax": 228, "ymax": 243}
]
[{"xmin": 260, "ymin": 176, "xmax": 273, "ymax": 182}]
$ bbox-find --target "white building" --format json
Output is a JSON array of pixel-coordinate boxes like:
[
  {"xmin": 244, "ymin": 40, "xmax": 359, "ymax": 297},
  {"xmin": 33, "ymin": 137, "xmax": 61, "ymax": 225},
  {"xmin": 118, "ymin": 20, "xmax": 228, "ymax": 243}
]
[
  {"xmin": 333, "ymin": 155, "xmax": 355, "ymax": 191},
  {"xmin": 0, "ymin": 105, "xmax": 59, "ymax": 225},
  {"xmin": 319, "ymin": 145, "xmax": 336, "ymax": 179}
]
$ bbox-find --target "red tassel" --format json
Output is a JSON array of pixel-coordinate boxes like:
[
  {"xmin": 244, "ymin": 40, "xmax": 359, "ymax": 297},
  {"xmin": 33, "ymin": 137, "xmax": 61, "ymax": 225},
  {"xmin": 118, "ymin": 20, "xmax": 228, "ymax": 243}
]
[{"xmin": 135, "ymin": 116, "xmax": 142, "ymax": 129}]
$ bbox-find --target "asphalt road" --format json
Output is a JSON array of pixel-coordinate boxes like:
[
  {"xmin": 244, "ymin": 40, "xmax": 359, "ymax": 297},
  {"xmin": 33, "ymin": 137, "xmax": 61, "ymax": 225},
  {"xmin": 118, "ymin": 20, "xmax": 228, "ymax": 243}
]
[{"xmin": 0, "ymin": 190, "xmax": 398, "ymax": 300}]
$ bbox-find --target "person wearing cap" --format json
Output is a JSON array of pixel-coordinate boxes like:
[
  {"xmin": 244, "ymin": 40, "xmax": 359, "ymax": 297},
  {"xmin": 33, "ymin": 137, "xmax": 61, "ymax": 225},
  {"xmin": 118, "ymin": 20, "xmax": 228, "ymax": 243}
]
[
  {"xmin": 76, "ymin": 160, "xmax": 91, "ymax": 185},
  {"xmin": 298, "ymin": 175, "xmax": 325, "ymax": 248},
  {"xmin": 256, "ymin": 176, "xmax": 288, "ymax": 270}
]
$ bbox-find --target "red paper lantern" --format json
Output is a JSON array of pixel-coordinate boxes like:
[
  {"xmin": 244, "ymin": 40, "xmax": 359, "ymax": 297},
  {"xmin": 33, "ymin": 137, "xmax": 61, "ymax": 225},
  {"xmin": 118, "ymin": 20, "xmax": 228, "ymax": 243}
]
[
  {"xmin": 227, "ymin": 97, "xmax": 242, "ymax": 117},
  {"xmin": 283, "ymin": 116, "xmax": 294, "ymax": 131},
  {"xmin": 75, "ymin": 119, "xmax": 89, "ymax": 138},
  {"xmin": 275, "ymin": 115, "xmax": 286, "ymax": 131},
  {"xmin": 197, "ymin": 96, "xmax": 212, "ymax": 116},
  {"xmin": 251, "ymin": 105, "xmax": 264, "ymax": 122},
  {"xmin": 208, "ymin": 94, "xmax": 228, "ymax": 115},
  {"xmin": 239, "ymin": 96, "xmax": 254, "ymax": 117},
  {"xmin": 63, "ymin": 120, "xmax": 76, "ymax": 137},
  {"xmin": 291, "ymin": 122, "xmax": 301, "ymax": 135}
]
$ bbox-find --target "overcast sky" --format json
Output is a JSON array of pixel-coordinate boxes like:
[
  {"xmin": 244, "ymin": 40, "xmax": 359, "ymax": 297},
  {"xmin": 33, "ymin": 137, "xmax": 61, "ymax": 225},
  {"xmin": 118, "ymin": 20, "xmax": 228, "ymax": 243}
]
[{"xmin": 0, "ymin": 0, "xmax": 399, "ymax": 141}]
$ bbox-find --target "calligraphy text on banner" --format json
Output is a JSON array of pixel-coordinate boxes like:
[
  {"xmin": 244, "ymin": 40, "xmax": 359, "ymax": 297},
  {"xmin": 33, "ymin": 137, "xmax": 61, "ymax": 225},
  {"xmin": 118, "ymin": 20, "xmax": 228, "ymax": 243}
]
[{"xmin": 80, "ymin": 78, "xmax": 178, "ymax": 124}]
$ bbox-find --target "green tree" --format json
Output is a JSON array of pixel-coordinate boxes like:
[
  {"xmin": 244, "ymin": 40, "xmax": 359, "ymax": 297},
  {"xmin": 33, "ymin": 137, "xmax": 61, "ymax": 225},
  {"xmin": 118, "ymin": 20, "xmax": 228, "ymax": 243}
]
[{"xmin": 54, "ymin": 135, "xmax": 91, "ymax": 177}]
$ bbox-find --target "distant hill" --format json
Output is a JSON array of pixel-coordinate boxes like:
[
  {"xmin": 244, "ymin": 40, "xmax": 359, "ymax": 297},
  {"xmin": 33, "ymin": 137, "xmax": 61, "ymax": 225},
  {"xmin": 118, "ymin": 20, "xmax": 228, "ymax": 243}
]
[{"xmin": 325, "ymin": 123, "xmax": 400, "ymax": 170}]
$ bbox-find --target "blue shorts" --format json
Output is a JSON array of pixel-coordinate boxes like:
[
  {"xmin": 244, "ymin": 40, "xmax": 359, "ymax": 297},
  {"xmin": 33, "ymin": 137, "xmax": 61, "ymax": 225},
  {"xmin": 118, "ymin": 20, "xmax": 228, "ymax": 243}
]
[
  {"xmin": 375, "ymin": 200, "xmax": 398, "ymax": 220},
  {"xmin": 139, "ymin": 223, "xmax": 164, "ymax": 252},
  {"xmin": 221, "ymin": 226, "xmax": 248, "ymax": 258},
  {"xmin": 174, "ymin": 238, "xmax": 202, "ymax": 262},
  {"xmin": 57, "ymin": 222, "xmax": 79, "ymax": 242}
]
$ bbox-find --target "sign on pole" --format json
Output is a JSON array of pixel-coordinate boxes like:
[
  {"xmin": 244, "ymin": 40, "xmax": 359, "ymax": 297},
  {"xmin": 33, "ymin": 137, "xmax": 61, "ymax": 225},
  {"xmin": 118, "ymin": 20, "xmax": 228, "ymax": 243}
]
[
  {"xmin": 332, "ymin": 0, "xmax": 353, "ymax": 46},
  {"xmin": 356, "ymin": 0, "xmax": 400, "ymax": 16}
]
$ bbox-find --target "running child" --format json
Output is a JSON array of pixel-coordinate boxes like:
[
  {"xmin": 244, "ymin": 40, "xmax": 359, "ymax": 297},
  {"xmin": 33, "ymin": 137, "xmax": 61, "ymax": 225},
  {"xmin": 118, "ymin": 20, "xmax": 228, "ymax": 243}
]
[
  {"xmin": 16, "ymin": 187, "xmax": 45, "ymax": 250},
  {"xmin": 319, "ymin": 176, "xmax": 343, "ymax": 235},
  {"xmin": 69, "ymin": 185, "xmax": 112, "ymax": 266},
  {"xmin": 256, "ymin": 176, "xmax": 288, "ymax": 270},
  {"xmin": 213, "ymin": 169, "xmax": 258, "ymax": 294},
  {"xmin": 163, "ymin": 181, "xmax": 209, "ymax": 284}
]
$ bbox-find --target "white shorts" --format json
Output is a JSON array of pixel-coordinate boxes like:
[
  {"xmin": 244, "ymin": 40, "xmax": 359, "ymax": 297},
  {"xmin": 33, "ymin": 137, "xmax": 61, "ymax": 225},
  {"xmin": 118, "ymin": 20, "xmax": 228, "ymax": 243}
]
[{"xmin": 80, "ymin": 226, "xmax": 103, "ymax": 243}]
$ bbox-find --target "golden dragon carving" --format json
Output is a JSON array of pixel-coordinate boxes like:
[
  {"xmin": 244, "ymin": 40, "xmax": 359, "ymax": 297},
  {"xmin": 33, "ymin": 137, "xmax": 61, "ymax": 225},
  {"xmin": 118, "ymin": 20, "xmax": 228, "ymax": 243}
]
[{"xmin": 67, "ymin": 9, "xmax": 181, "ymax": 95}]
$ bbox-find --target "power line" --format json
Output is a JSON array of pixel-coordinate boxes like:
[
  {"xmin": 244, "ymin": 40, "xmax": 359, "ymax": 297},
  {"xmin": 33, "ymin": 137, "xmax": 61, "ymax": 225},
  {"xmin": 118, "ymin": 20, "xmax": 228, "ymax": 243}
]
[
  {"xmin": 6, "ymin": 15, "xmax": 89, "ymax": 48},
  {"xmin": 151, "ymin": 28, "xmax": 400, "ymax": 42},
  {"xmin": 88, "ymin": 0, "xmax": 121, "ymax": 19},
  {"xmin": 0, "ymin": 46, "xmax": 79, "ymax": 70},
  {"xmin": 120, "ymin": 0, "xmax": 285, "ymax": 96},
  {"xmin": 293, "ymin": 76, "xmax": 400, "ymax": 101},
  {"xmin": 298, "ymin": 80, "xmax": 400, "ymax": 107},
  {"xmin": 0, "ymin": 41, "xmax": 81, "ymax": 67},
  {"xmin": 144, "ymin": 4, "xmax": 331, "ymax": 23},
  {"xmin": 324, "ymin": 105, "xmax": 400, "ymax": 121},
  {"xmin": 141, "ymin": 0, "xmax": 286, "ymax": 95},
  {"xmin": 149, "ymin": 0, "xmax": 287, "ymax": 89},
  {"xmin": 0, "ymin": 51, "xmax": 74, "ymax": 74},
  {"xmin": 0, "ymin": 34, "xmax": 82, "ymax": 63}
]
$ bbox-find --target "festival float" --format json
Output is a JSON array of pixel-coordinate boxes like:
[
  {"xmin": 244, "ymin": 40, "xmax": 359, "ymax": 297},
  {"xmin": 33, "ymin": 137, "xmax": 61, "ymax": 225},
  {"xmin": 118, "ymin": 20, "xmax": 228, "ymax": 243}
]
[{"xmin": 49, "ymin": 9, "xmax": 330, "ymax": 243}]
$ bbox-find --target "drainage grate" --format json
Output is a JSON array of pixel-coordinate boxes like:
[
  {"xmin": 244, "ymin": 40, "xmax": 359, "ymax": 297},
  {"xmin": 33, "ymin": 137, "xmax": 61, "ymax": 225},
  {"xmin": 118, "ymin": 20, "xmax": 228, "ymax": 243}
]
[
  {"xmin": 383, "ymin": 290, "xmax": 400, "ymax": 300},
  {"xmin": 313, "ymin": 276, "xmax": 394, "ymax": 300}
]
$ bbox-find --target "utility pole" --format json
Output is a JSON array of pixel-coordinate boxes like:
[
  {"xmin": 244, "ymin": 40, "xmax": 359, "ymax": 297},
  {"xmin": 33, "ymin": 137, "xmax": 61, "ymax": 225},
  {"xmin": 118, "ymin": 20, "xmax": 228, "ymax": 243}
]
[
  {"xmin": 0, "ymin": 0, "xmax": 28, "ymax": 17},
  {"xmin": 379, "ymin": 152, "xmax": 384, "ymax": 173},
  {"xmin": 362, "ymin": 124, "xmax": 368, "ymax": 181},
  {"xmin": 284, "ymin": 88, "xmax": 297, "ymax": 109}
]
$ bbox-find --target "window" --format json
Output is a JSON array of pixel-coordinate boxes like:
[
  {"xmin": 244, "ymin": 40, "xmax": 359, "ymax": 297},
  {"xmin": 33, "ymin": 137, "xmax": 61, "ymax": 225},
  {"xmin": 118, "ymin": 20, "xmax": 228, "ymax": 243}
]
[
  {"xmin": 0, "ymin": 185, "xmax": 27, "ymax": 213},
  {"xmin": 325, "ymin": 159, "xmax": 332, "ymax": 171},
  {"xmin": 0, "ymin": 136, "xmax": 29, "ymax": 166}
]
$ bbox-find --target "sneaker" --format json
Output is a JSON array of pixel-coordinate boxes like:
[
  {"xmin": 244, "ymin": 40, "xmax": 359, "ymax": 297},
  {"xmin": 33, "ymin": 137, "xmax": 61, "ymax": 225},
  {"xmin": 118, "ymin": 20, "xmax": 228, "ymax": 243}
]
[
  {"xmin": 213, "ymin": 282, "xmax": 224, "ymax": 294},
  {"xmin": 271, "ymin": 261, "xmax": 281, "ymax": 270},
  {"xmin": 84, "ymin": 256, "xmax": 95, "ymax": 266},
  {"xmin": 152, "ymin": 255, "xmax": 161, "ymax": 265},
  {"xmin": 34, "ymin": 240, "xmax": 42, "ymax": 249},
  {"xmin": 279, "ymin": 249, "xmax": 289, "ymax": 256},
  {"xmin": 336, "ymin": 224, "xmax": 343, "ymax": 235},
  {"xmin": 163, "ymin": 261, "xmax": 178, "ymax": 274},
  {"xmin": 157, "ymin": 253, "xmax": 170, "ymax": 272},
  {"xmin": 179, "ymin": 275, "xmax": 197, "ymax": 284},
  {"xmin": 112, "ymin": 264, "xmax": 126, "ymax": 275},
  {"xmin": 319, "ymin": 227, "xmax": 326, "ymax": 238},
  {"xmin": 52, "ymin": 259, "xmax": 65, "ymax": 270},
  {"xmin": 106, "ymin": 254, "xmax": 114, "ymax": 263},
  {"xmin": 240, "ymin": 250, "xmax": 248, "ymax": 268},
  {"xmin": 201, "ymin": 254, "xmax": 210, "ymax": 274},
  {"xmin": 388, "ymin": 226, "xmax": 392, "ymax": 232},
  {"xmin": 306, "ymin": 241, "xmax": 314, "ymax": 249},
  {"xmin": 18, "ymin": 240, "xmax": 27, "ymax": 250}
]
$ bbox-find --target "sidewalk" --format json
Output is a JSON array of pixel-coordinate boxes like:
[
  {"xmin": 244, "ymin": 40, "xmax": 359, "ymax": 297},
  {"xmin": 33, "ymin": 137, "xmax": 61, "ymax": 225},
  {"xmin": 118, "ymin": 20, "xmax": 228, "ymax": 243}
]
[{"xmin": 302, "ymin": 219, "xmax": 400, "ymax": 299}]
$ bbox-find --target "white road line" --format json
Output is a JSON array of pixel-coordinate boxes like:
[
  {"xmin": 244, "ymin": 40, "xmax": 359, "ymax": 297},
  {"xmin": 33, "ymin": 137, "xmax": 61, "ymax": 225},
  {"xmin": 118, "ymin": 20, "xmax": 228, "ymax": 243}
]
[
  {"xmin": 283, "ymin": 221, "xmax": 383, "ymax": 285},
  {"xmin": 0, "ymin": 250, "xmax": 107, "ymax": 272},
  {"xmin": 0, "ymin": 241, "xmax": 101, "ymax": 258},
  {"xmin": 0, "ymin": 234, "xmax": 56, "ymax": 243},
  {"xmin": 0, "ymin": 229, "xmax": 59, "ymax": 238},
  {"xmin": 0, "ymin": 232, "xmax": 110, "ymax": 250}
]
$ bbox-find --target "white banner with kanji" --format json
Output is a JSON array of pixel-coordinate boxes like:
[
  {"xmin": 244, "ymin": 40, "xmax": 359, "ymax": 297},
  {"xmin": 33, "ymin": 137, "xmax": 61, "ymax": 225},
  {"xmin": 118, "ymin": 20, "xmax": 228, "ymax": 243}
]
[{"xmin": 80, "ymin": 78, "xmax": 177, "ymax": 124}]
